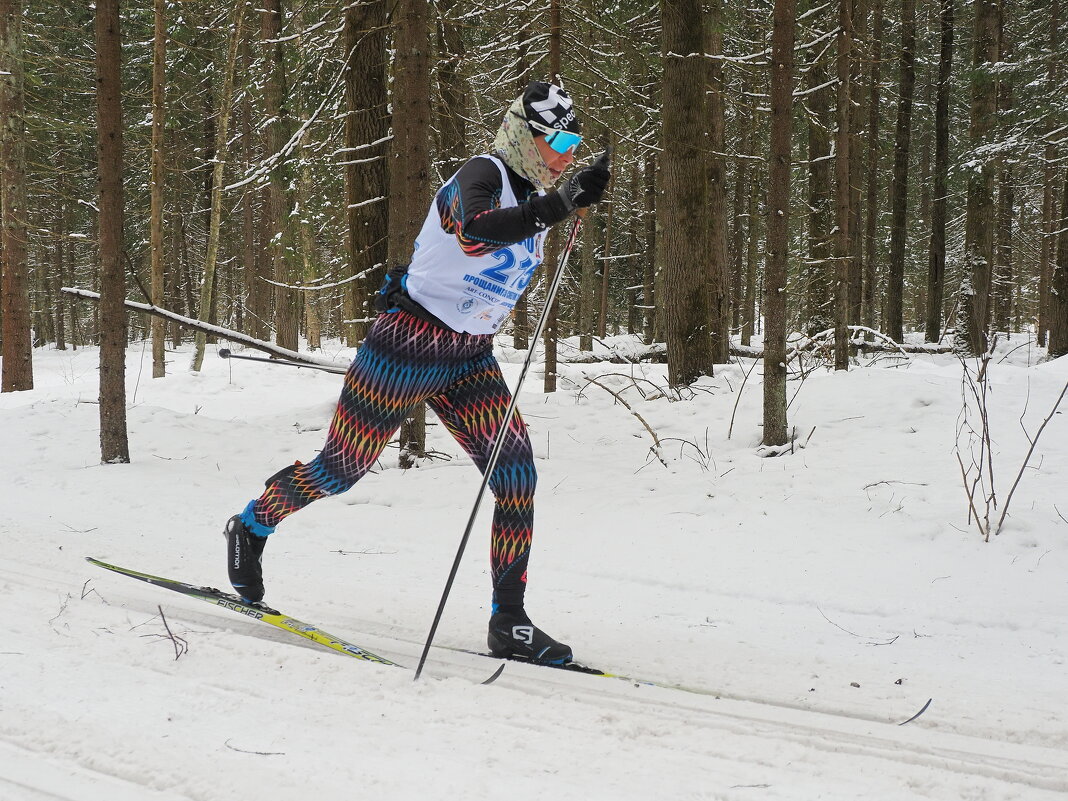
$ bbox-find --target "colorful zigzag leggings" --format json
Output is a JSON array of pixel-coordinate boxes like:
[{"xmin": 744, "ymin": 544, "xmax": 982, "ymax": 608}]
[{"xmin": 248, "ymin": 310, "xmax": 535, "ymax": 606}]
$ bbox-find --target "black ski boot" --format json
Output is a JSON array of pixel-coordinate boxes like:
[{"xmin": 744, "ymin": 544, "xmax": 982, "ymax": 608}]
[
  {"xmin": 224, "ymin": 515, "xmax": 267, "ymax": 603},
  {"xmin": 487, "ymin": 610, "xmax": 573, "ymax": 665}
]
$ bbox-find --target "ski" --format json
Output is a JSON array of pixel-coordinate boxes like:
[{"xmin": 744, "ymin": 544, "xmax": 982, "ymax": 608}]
[
  {"xmin": 86, "ymin": 557, "xmax": 399, "ymax": 666},
  {"xmin": 477, "ymin": 652, "xmax": 608, "ymax": 676},
  {"xmin": 87, "ymin": 557, "xmax": 631, "ymax": 684}
]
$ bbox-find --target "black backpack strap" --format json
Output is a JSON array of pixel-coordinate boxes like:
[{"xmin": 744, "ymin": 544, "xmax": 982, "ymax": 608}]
[
  {"xmin": 374, "ymin": 264, "xmax": 411, "ymax": 313},
  {"xmin": 374, "ymin": 264, "xmax": 453, "ymax": 331}
]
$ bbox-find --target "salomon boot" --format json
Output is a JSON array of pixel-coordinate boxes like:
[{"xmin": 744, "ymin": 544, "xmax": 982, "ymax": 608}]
[
  {"xmin": 224, "ymin": 515, "xmax": 267, "ymax": 603},
  {"xmin": 487, "ymin": 610, "xmax": 573, "ymax": 665}
]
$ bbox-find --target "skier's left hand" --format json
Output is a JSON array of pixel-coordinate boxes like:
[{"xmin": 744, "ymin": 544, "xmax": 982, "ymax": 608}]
[{"xmin": 561, "ymin": 150, "xmax": 611, "ymax": 209}]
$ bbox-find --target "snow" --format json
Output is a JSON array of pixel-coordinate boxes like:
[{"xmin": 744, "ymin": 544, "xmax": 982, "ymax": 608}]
[{"xmin": 2, "ymin": 334, "xmax": 1067, "ymax": 800}]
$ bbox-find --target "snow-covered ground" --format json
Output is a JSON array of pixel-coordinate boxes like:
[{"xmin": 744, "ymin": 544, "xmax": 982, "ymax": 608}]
[{"xmin": 2, "ymin": 333, "xmax": 1066, "ymax": 800}]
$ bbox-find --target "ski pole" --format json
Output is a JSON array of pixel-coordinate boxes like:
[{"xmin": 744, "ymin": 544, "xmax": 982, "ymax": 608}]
[
  {"xmin": 218, "ymin": 348, "xmax": 347, "ymax": 375},
  {"xmin": 414, "ymin": 151, "xmax": 610, "ymax": 679}
]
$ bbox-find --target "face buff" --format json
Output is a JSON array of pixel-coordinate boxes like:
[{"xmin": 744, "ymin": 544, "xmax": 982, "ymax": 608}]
[{"xmin": 492, "ymin": 97, "xmax": 557, "ymax": 190}]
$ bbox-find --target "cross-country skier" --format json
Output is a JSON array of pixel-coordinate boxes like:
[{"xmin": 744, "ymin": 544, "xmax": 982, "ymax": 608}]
[{"xmin": 224, "ymin": 81, "xmax": 610, "ymax": 665}]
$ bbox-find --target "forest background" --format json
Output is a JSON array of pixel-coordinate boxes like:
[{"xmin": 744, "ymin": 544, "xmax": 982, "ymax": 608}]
[{"xmin": 1, "ymin": 0, "xmax": 1067, "ymax": 461}]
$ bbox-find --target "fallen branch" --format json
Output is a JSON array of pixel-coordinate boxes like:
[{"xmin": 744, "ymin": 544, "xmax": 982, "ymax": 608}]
[
  {"xmin": 60, "ymin": 287, "xmax": 346, "ymax": 371},
  {"xmin": 224, "ymin": 739, "xmax": 285, "ymax": 756},
  {"xmin": 817, "ymin": 605, "xmax": 899, "ymax": 646},
  {"xmin": 578, "ymin": 374, "xmax": 668, "ymax": 467},
  {"xmin": 555, "ymin": 333, "xmax": 946, "ymax": 365},
  {"xmin": 727, "ymin": 351, "xmax": 760, "ymax": 440},
  {"xmin": 153, "ymin": 605, "xmax": 188, "ymax": 660},
  {"xmin": 219, "ymin": 348, "xmax": 346, "ymax": 375}
]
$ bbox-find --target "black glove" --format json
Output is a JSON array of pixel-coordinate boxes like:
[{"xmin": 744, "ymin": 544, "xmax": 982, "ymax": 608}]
[{"xmin": 560, "ymin": 151, "xmax": 611, "ymax": 210}]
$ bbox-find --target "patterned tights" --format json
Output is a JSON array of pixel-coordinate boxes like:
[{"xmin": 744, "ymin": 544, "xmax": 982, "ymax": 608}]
[{"xmin": 249, "ymin": 311, "xmax": 536, "ymax": 606}]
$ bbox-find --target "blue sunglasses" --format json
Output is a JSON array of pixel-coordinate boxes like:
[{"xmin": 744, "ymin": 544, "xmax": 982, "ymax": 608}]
[{"xmin": 520, "ymin": 115, "xmax": 583, "ymax": 154}]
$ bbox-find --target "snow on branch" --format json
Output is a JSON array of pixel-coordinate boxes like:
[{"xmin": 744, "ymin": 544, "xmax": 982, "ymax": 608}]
[
  {"xmin": 60, "ymin": 287, "xmax": 346, "ymax": 370},
  {"xmin": 259, "ymin": 262, "xmax": 383, "ymax": 291},
  {"xmin": 226, "ymin": 27, "xmax": 387, "ymax": 192}
]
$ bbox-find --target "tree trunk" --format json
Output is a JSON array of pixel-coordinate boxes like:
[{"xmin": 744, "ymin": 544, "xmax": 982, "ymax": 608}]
[
  {"xmin": 179, "ymin": 213, "xmax": 194, "ymax": 324},
  {"xmin": 925, "ymin": 0, "xmax": 953, "ymax": 343},
  {"xmin": 707, "ymin": 1, "xmax": 730, "ymax": 364},
  {"xmin": 1050, "ymin": 169, "xmax": 1068, "ymax": 358},
  {"xmin": 958, "ymin": 0, "xmax": 999, "ymax": 357},
  {"xmin": 660, "ymin": 0, "xmax": 712, "ymax": 386},
  {"xmin": 34, "ymin": 231, "xmax": 53, "ymax": 347},
  {"xmin": 390, "ymin": 0, "xmax": 431, "ymax": 467},
  {"xmin": 53, "ymin": 162, "xmax": 68, "ymax": 351},
  {"xmin": 262, "ymin": 0, "xmax": 299, "ymax": 351},
  {"xmin": 0, "ymin": 0, "xmax": 32, "ymax": 392},
  {"xmin": 626, "ymin": 162, "xmax": 642, "ymax": 335},
  {"xmin": 848, "ymin": 0, "xmax": 867, "ymax": 327},
  {"xmin": 433, "ymin": 0, "xmax": 468, "ymax": 177},
  {"xmin": 597, "ymin": 143, "xmax": 614, "ymax": 339},
  {"xmin": 240, "ymin": 32, "xmax": 265, "ymax": 339},
  {"xmin": 763, "ymin": 0, "xmax": 797, "ymax": 447},
  {"xmin": 731, "ymin": 70, "xmax": 753, "ymax": 334},
  {"xmin": 1038, "ymin": 0, "xmax": 1059, "ymax": 347},
  {"xmin": 579, "ymin": 220, "xmax": 595, "ymax": 350},
  {"xmin": 512, "ymin": 13, "xmax": 533, "ymax": 351},
  {"xmin": 914, "ymin": 11, "xmax": 932, "ymax": 329},
  {"xmin": 803, "ymin": 0, "xmax": 833, "ymax": 336},
  {"xmin": 862, "ymin": 0, "xmax": 883, "ymax": 332},
  {"xmin": 642, "ymin": 148, "xmax": 657, "ymax": 344},
  {"xmin": 192, "ymin": 5, "xmax": 245, "ymax": 372},
  {"xmin": 200, "ymin": 58, "xmax": 215, "ymax": 337},
  {"xmin": 343, "ymin": 0, "xmax": 389, "ymax": 347},
  {"xmin": 298, "ymin": 160, "xmax": 321, "ymax": 351},
  {"xmin": 993, "ymin": 0, "xmax": 1014, "ymax": 336},
  {"xmin": 542, "ymin": 0, "xmax": 564, "ymax": 392},
  {"xmin": 742, "ymin": 81, "xmax": 762, "ymax": 347},
  {"xmin": 94, "ymin": 0, "xmax": 129, "ymax": 463},
  {"xmin": 149, "ymin": 0, "xmax": 166, "ymax": 377},
  {"xmin": 885, "ymin": 0, "xmax": 916, "ymax": 345},
  {"xmin": 833, "ymin": 0, "xmax": 854, "ymax": 369}
]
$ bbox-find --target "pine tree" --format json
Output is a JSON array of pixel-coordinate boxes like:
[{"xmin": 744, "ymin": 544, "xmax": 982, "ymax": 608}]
[
  {"xmin": 149, "ymin": 0, "xmax": 166, "ymax": 378},
  {"xmin": 660, "ymin": 0, "xmax": 712, "ymax": 386},
  {"xmin": 885, "ymin": 0, "xmax": 916, "ymax": 345},
  {"xmin": 833, "ymin": 0, "xmax": 853, "ymax": 370},
  {"xmin": 958, "ymin": 0, "xmax": 1000, "ymax": 356},
  {"xmin": 95, "ymin": 0, "xmax": 130, "ymax": 463},
  {"xmin": 763, "ymin": 0, "xmax": 797, "ymax": 446},
  {"xmin": 0, "ymin": 0, "xmax": 33, "ymax": 392},
  {"xmin": 390, "ymin": 0, "xmax": 432, "ymax": 466},
  {"xmin": 925, "ymin": 0, "xmax": 954, "ymax": 343}
]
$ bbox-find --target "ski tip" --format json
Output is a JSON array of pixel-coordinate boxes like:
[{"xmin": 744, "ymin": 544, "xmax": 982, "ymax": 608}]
[
  {"xmin": 219, "ymin": 348, "xmax": 232, "ymax": 359},
  {"xmin": 898, "ymin": 698, "xmax": 933, "ymax": 726},
  {"xmin": 481, "ymin": 663, "xmax": 507, "ymax": 685}
]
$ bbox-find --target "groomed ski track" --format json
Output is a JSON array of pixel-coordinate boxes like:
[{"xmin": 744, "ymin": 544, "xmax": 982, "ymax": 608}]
[
  {"xmin": 3, "ymin": 562, "xmax": 1064, "ymax": 801},
  {"xmin": 5, "ymin": 342, "xmax": 1068, "ymax": 800}
]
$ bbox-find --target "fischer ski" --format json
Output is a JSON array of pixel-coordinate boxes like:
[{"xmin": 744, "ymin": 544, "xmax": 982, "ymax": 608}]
[
  {"xmin": 86, "ymin": 557, "xmax": 676, "ymax": 689},
  {"xmin": 86, "ymin": 557, "xmax": 398, "ymax": 666}
]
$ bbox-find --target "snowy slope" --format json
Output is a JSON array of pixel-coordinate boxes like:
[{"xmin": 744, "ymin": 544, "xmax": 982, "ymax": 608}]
[{"xmin": 2, "ymin": 337, "xmax": 1066, "ymax": 800}]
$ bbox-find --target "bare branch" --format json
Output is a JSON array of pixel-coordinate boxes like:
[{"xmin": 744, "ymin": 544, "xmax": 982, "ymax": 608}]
[
  {"xmin": 578, "ymin": 374, "xmax": 668, "ymax": 468},
  {"xmin": 993, "ymin": 377, "xmax": 1068, "ymax": 536}
]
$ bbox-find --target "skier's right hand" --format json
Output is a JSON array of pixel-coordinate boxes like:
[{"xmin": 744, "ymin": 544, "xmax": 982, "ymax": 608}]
[{"xmin": 561, "ymin": 151, "xmax": 611, "ymax": 210}]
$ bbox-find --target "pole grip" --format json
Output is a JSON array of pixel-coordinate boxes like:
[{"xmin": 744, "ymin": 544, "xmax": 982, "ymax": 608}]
[{"xmin": 575, "ymin": 148, "xmax": 612, "ymax": 219}]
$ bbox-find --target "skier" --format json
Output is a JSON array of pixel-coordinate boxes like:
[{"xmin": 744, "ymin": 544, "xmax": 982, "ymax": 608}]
[{"xmin": 225, "ymin": 81, "xmax": 610, "ymax": 665}]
